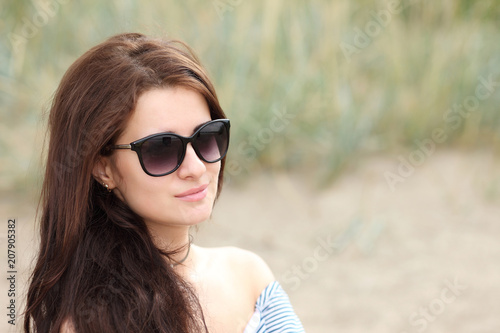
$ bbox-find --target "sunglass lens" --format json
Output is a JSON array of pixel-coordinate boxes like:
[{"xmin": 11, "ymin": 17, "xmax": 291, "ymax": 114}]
[
  {"xmin": 141, "ymin": 135, "xmax": 182, "ymax": 175},
  {"xmin": 196, "ymin": 122, "xmax": 228, "ymax": 162}
]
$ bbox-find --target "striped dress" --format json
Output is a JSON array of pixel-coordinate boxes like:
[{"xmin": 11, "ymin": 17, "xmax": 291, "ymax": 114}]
[{"xmin": 243, "ymin": 281, "xmax": 305, "ymax": 333}]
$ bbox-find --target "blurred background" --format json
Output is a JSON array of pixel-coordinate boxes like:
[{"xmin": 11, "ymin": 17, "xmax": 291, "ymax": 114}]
[{"xmin": 1, "ymin": 0, "xmax": 500, "ymax": 332}]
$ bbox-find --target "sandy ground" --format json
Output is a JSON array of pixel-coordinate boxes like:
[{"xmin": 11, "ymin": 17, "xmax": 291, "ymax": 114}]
[{"xmin": 1, "ymin": 149, "xmax": 499, "ymax": 332}]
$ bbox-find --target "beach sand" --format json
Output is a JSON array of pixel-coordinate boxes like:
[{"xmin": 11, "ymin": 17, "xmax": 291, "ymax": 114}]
[{"xmin": 1, "ymin": 149, "xmax": 499, "ymax": 332}]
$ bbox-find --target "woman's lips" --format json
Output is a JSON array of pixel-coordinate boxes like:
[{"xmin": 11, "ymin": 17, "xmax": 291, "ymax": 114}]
[{"xmin": 175, "ymin": 184, "xmax": 208, "ymax": 202}]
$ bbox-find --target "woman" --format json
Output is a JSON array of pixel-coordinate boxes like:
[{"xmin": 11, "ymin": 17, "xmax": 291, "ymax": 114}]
[{"xmin": 25, "ymin": 33, "xmax": 304, "ymax": 332}]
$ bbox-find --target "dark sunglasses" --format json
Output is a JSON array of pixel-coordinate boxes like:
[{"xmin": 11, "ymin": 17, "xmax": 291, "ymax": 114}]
[{"xmin": 109, "ymin": 119, "xmax": 230, "ymax": 177}]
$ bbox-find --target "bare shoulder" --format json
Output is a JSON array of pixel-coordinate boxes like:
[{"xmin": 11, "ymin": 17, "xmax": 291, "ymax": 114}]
[
  {"xmin": 224, "ymin": 247, "xmax": 275, "ymax": 280},
  {"xmin": 202, "ymin": 246, "xmax": 275, "ymax": 296}
]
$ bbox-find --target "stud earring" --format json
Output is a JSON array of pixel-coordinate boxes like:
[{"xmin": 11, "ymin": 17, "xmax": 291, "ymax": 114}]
[{"xmin": 102, "ymin": 182, "xmax": 112, "ymax": 193}]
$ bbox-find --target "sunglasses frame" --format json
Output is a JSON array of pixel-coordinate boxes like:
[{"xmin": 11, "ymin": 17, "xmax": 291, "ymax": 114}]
[{"xmin": 110, "ymin": 119, "xmax": 230, "ymax": 177}]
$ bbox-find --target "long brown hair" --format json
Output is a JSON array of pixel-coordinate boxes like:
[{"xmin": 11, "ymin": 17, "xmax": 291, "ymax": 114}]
[{"xmin": 25, "ymin": 33, "xmax": 226, "ymax": 333}]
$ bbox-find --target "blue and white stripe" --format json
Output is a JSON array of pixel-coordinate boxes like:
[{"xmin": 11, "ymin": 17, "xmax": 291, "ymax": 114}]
[{"xmin": 244, "ymin": 281, "xmax": 305, "ymax": 333}]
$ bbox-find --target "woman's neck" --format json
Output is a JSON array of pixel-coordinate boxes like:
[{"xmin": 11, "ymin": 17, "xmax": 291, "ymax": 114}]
[{"xmin": 148, "ymin": 224, "xmax": 192, "ymax": 266}]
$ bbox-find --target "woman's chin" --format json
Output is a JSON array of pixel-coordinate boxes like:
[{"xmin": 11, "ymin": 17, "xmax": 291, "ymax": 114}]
[{"xmin": 176, "ymin": 205, "xmax": 213, "ymax": 226}]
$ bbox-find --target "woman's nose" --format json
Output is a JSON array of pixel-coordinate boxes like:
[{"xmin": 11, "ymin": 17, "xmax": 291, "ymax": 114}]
[{"xmin": 176, "ymin": 143, "xmax": 206, "ymax": 179}]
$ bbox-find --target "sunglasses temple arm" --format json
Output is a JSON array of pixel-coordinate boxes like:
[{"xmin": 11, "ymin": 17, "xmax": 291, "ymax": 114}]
[{"xmin": 111, "ymin": 144, "xmax": 132, "ymax": 149}]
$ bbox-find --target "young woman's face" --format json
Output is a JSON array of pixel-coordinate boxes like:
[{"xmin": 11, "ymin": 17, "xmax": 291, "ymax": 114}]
[{"xmin": 106, "ymin": 87, "xmax": 220, "ymax": 232}]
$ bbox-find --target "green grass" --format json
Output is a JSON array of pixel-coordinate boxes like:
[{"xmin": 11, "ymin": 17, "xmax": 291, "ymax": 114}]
[{"xmin": 1, "ymin": 0, "xmax": 499, "ymax": 193}]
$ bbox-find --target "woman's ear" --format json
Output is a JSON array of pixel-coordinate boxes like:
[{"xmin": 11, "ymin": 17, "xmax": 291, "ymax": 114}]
[{"xmin": 92, "ymin": 156, "xmax": 117, "ymax": 191}]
